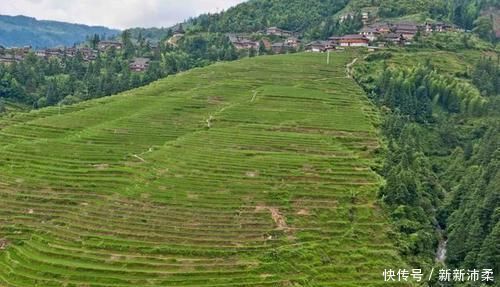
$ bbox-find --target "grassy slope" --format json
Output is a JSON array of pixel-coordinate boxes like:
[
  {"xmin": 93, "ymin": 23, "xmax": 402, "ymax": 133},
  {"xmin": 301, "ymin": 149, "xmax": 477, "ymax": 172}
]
[{"xmin": 0, "ymin": 52, "xmax": 409, "ymax": 286}]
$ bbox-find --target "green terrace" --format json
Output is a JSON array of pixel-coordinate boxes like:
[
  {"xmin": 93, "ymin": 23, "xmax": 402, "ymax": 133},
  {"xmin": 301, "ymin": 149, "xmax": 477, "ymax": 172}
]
[{"xmin": 0, "ymin": 52, "xmax": 410, "ymax": 286}]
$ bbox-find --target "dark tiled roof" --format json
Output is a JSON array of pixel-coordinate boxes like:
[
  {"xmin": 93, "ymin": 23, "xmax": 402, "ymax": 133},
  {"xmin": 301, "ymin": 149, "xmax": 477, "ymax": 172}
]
[{"xmin": 341, "ymin": 34, "xmax": 368, "ymax": 40}]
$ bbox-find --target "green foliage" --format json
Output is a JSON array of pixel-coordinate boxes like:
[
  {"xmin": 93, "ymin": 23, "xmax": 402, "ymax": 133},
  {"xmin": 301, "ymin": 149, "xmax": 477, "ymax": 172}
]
[
  {"xmin": 365, "ymin": 51, "xmax": 393, "ymax": 62},
  {"xmin": 473, "ymin": 16, "xmax": 496, "ymax": 41},
  {"xmin": 413, "ymin": 32, "xmax": 495, "ymax": 51},
  {"xmin": 472, "ymin": 55, "xmax": 500, "ymax": 96},
  {"xmin": 355, "ymin": 48, "xmax": 499, "ymax": 272},
  {"xmin": 189, "ymin": 0, "xmax": 349, "ymax": 35},
  {"xmin": 371, "ymin": 64, "xmax": 486, "ymax": 120},
  {"xmin": 444, "ymin": 121, "xmax": 499, "ymax": 274}
]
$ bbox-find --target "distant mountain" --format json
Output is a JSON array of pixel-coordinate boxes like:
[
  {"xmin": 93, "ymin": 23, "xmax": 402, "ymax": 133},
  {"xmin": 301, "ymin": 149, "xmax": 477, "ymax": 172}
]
[{"xmin": 0, "ymin": 15, "xmax": 120, "ymax": 48}]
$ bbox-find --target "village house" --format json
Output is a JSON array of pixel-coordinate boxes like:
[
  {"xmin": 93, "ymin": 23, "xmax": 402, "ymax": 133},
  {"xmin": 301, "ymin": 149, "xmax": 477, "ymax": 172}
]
[
  {"xmin": 285, "ymin": 37, "xmax": 301, "ymax": 48},
  {"xmin": 371, "ymin": 22, "xmax": 392, "ymax": 34},
  {"xmin": 261, "ymin": 39, "xmax": 272, "ymax": 50},
  {"xmin": 306, "ymin": 40, "xmax": 334, "ymax": 52},
  {"xmin": 173, "ymin": 24, "xmax": 185, "ymax": 36},
  {"xmin": 361, "ymin": 12, "xmax": 370, "ymax": 25},
  {"xmin": 383, "ymin": 33, "xmax": 405, "ymax": 45},
  {"xmin": 0, "ymin": 56, "xmax": 16, "ymax": 65},
  {"xmin": 393, "ymin": 23, "xmax": 419, "ymax": 40},
  {"xmin": 359, "ymin": 27, "xmax": 380, "ymax": 41},
  {"xmin": 98, "ymin": 40, "xmax": 123, "ymax": 51},
  {"xmin": 44, "ymin": 48, "xmax": 65, "ymax": 58},
  {"xmin": 35, "ymin": 50, "xmax": 47, "ymax": 58},
  {"xmin": 339, "ymin": 13, "xmax": 353, "ymax": 23},
  {"xmin": 79, "ymin": 48, "xmax": 98, "ymax": 61},
  {"xmin": 228, "ymin": 34, "xmax": 260, "ymax": 50},
  {"xmin": 339, "ymin": 34, "xmax": 369, "ymax": 47},
  {"xmin": 328, "ymin": 36, "xmax": 342, "ymax": 46},
  {"xmin": 271, "ymin": 42, "xmax": 285, "ymax": 53},
  {"xmin": 266, "ymin": 27, "xmax": 292, "ymax": 37},
  {"xmin": 129, "ymin": 57, "xmax": 150, "ymax": 72},
  {"xmin": 424, "ymin": 22, "xmax": 454, "ymax": 33},
  {"xmin": 235, "ymin": 39, "xmax": 259, "ymax": 50}
]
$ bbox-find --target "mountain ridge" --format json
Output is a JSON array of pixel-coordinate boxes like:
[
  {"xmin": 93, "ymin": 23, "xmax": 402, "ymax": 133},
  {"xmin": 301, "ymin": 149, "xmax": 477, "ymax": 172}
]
[{"xmin": 0, "ymin": 14, "xmax": 120, "ymax": 48}]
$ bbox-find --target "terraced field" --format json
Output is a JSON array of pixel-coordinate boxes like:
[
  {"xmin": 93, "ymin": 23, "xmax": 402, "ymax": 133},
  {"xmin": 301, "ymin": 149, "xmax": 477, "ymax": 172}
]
[{"xmin": 0, "ymin": 53, "xmax": 408, "ymax": 286}]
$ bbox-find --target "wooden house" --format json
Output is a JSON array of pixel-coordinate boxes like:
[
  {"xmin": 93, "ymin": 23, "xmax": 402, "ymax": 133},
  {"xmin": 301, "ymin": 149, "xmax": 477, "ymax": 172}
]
[
  {"xmin": 339, "ymin": 35, "xmax": 369, "ymax": 47},
  {"xmin": 266, "ymin": 27, "xmax": 292, "ymax": 37},
  {"xmin": 129, "ymin": 57, "xmax": 150, "ymax": 72}
]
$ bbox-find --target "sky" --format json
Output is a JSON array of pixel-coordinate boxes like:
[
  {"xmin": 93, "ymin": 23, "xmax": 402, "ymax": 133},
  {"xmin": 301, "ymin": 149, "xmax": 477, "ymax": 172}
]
[{"xmin": 1, "ymin": 0, "xmax": 247, "ymax": 30}]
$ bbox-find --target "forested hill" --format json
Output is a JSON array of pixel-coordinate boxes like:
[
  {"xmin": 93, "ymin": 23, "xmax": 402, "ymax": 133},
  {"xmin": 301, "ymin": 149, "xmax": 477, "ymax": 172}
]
[
  {"xmin": 128, "ymin": 0, "xmax": 499, "ymax": 43},
  {"xmin": 0, "ymin": 15, "xmax": 120, "ymax": 48}
]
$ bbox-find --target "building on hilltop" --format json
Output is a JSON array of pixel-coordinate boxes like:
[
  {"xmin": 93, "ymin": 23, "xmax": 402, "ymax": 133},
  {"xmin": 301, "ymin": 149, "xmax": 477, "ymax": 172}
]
[
  {"xmin": 266, "ymin": 27, "xmax": 292, "ymax": 37},
  {"xmin": 383, "ymin": 33, "xmax": 405, "ymax": 45},
  {"xmin": 98, "ymin": 40, "xmax": 123, "ymax": 51},
  {"xmin": 359, "ymin": 27, "xmax": 380, "ymax": 42},
  {"xmin": 173, "ymin": 24, "xmax": 185, "ymax": 35},
  {"xmin": 339, "ymin": 34, "xmax": 369, "ymax": 47},
  {"xmin": 328, "ymin": 36, "xmax": 342, "ymax": 46},
  {"xmin": 271, "ymin": 42, "xmax": 285, "ymax": 53},
  {"xmin": 129, "ymin": 57, "xmax": 150, "ymax": 72},
  {"xmin": 393, "ymin": 22, "xmax": 419, "ymax": 40},
  {"xmin": 305, "ymin": 40, "xmax": 334, "ymax": 52},
  {"xmin": 285, "ymin": 37, "xmax": 301, "ymax": 48},
  {"xmin": 424, "ymin": 22, "xmax": 454, "ymax": 33},
  {"xmin": 227, "ymin": 34, "xmax": 260, "ymax": 50},
  {"xmin": 0, "ymin": 56, "xmax": 16, "ymax": 65},
  {"xmin": 371, "ymin": 22, "xmax": 392, "ymax": 34}
]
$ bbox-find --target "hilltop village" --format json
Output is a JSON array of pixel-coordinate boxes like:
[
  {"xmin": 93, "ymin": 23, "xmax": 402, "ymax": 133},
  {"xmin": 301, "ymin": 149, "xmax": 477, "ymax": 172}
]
[
  {"xmin": 0, "ymin": 40, "xmax": 151, "ymax": 72},
  {"xmin": 0, "ymin": 12, "xmax": 470, "ymax": 72}
]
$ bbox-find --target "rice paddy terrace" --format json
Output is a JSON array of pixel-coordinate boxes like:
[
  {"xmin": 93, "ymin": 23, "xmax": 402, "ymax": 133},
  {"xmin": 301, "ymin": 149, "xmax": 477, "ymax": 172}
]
[{"xmin": 0, "ymin": 53, "xmax": 408, "ymax": 286}]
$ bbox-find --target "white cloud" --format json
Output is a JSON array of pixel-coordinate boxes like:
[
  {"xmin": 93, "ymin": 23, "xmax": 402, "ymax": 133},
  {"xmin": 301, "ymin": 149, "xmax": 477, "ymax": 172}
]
[{"xmin": 1, "ymin": 0, "xmax": 246, "ymax": 29}]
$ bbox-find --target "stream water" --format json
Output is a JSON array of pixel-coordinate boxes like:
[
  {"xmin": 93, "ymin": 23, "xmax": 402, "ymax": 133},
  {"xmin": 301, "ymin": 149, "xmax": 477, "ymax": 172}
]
[{"xmin": 436, "ymin": 239, "xmax": 447, "ymax": 262}]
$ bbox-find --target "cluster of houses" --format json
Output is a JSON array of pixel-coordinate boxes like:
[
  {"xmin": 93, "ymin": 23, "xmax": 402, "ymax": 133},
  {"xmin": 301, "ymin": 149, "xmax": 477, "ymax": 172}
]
[
  {"xmin": 0, "ymin": 45, "xmax": 31, "ymax": 65},
  {"xmin": 226, "ymin": 20, "xmax": 460, "ymax": 54},
  {"xmin": 0, "ymin": 42, "xmax": 150, "ymax": 72},
  {"xmin": 34, "ymin": 47, "xmax": 98, "ymax": 61},
  {"xmin": 304, "ymin": 21, "xmax": 460, "ymax": 52},
  {"xmin": 227, "ymin": 26, "xmax": 301, "ymax": 53}
]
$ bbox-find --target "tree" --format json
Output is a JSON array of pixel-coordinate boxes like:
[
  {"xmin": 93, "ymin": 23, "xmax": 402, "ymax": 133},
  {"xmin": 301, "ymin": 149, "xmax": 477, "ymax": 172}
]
[
  {"xmin": 258, "ymin": 40, "xmax": 267, "ymax": 55},
  {"xmin": 472, "ymin": 16, "xmax": 494, "ymax": 42},
  {"xmin": 90, "ymin": 34, "xmax": 100, "ymax": 49},
  {"xmin": 121, "ymin": 30, "xmax": 135, "ymax": 58},
  {"xmin": 0, "ymin": 98, "xmax": 6, "ymax": 113}
]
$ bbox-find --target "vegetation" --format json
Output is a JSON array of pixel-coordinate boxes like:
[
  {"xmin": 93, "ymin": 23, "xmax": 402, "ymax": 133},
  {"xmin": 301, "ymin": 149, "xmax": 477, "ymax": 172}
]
[
  {"xmin": 0, "ymin": 32, "xmax": 243, "ymax": 111},
  {"xmin": 354, "ymin": 49, "xmax": 499, "ymax": 277},
  {"xmin": 0, "ymin": 15, "xmax": 119, "ymax": 48},
  {"xmin": 0, "ymin": 52, "xmax": 411, "ymax": 286}
]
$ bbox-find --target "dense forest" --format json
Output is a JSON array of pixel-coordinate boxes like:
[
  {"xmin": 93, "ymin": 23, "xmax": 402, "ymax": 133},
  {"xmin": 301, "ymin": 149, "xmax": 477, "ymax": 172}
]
[{"xmin": 354, "ymin": 52, "xmax": 499, "ymax": 279}]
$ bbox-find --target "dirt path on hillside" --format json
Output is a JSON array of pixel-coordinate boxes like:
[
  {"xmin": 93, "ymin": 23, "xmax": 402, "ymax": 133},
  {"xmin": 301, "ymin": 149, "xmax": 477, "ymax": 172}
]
[{"xmin": 346, "ymin": 58, "xmax": 358, "ymax": 78}]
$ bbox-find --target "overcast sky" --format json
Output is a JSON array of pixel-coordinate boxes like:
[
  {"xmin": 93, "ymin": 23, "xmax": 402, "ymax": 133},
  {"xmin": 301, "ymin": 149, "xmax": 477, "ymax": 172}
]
[{"xmin": 1, "ymin": 0, "xmax": 247, "ymax": 30}]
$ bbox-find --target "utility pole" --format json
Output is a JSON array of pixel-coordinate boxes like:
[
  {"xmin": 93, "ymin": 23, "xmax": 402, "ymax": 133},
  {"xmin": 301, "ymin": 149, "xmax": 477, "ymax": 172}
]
[{"xmin": 327, "ymin": 49, "xmax": 330, "ymax": 65}]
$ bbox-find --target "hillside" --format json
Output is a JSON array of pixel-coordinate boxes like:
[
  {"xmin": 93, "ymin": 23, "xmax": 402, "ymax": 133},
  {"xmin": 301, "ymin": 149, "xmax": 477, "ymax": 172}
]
[
  {"xmin": 0, "ymin": 53, "xmax": 409, "ymax": 286},
  {"xmin": 0, "ymin": 15, "xmax": 120, "ymax": 48}
]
